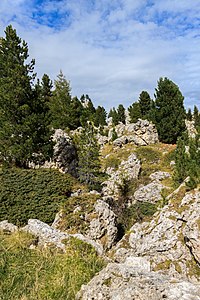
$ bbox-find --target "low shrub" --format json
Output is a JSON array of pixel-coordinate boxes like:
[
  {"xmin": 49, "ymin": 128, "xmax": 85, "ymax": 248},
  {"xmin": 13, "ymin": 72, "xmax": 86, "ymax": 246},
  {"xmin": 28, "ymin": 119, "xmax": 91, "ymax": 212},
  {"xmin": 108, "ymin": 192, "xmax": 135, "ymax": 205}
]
[{"xmin": 0, "ymin": 168, "xmax": 73, "ymax": 226}]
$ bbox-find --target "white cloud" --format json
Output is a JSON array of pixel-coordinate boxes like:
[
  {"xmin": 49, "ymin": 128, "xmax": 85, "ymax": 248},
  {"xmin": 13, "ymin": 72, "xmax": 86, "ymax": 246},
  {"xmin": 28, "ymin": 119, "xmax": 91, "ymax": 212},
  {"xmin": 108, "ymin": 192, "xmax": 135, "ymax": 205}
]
[{"xmin": 0, "ymin": 0, "xmax": 200, "ymax": 110}]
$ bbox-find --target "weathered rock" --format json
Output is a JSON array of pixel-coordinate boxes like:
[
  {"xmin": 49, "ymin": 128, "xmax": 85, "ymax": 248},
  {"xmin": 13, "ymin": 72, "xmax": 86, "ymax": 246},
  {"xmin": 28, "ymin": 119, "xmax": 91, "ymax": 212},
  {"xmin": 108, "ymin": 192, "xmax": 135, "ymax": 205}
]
[
  {"xmin": 108, "ymin": 119, "xmax": 159, "ymax": 147},
  {"xmin": 21, "ymin": 219, "xmax": 103, "ymax": 255},
  {"xmin": 102, "ymin": 153, "xmax": 141, "ymax": 198},
  {"xmin": 87, "ymin": 200, "xmax": 118, "ymax": 250},
  {"xmin": 133, "ymin": 180, "xmax": 166, "ymax": 203},
  {"xmin": 0, "ymin": 220, "xmax": 18, "ymax": 233},
  {"xmin": 115, "ymin": 189, "xmax": 200, "ymax": 280},
  {"xmin": 149, "ymin": 171, "xmax": 171, "ymax": 181},
  {"xmin": 76, "ymin": 258, "xmax": 200, "ymax": 300},
  {"xmin": 51, "ymin": 129, "xmax": 78, "ymax": 176}
]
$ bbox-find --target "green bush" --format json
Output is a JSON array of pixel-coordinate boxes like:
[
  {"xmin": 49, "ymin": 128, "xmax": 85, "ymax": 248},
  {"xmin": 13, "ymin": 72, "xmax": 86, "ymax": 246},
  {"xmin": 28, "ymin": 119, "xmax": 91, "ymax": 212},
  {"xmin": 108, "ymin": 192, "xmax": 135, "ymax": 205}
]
[
  {"xmin": 0, "ymin": 231, "xmax": 104, "ymax": 300},
  {"xmin": 0, "ymin": 168, "xmax": 73, "ymax": 226}
]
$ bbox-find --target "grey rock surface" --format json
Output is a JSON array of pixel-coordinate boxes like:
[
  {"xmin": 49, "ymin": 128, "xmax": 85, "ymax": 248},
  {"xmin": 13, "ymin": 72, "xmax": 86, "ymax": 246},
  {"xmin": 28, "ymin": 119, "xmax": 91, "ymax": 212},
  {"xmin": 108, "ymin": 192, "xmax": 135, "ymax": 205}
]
[
  {"xmin": 76, "ymin": 258, "xmax": 200, "ymax": 300},
  {"xmin": 0, "ymin": 220, "xmax": 18, "ymax": 233},
  {"xmin": 133, "ymin": 180, "xmax": 167, "ymax": 203},
  {"xmin": 87, "ymin": 199, "xmax": 118, "ymax": 250},
  {"xmin": 102, "ymin": 153, "xmax": 141, "ymax": 198},
  {"xmin": 22, "ymin": 219, "xmax": 103, "ymax": 255}
]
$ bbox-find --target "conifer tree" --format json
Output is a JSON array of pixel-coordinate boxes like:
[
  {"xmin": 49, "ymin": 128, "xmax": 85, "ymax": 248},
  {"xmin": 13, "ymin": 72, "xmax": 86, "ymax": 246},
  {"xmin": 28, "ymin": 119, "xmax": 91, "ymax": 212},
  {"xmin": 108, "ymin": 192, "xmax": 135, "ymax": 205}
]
[
  {"xmin": 0, "ymin": 25, "xmax": 52, "ymax": 166},
  {"xmin": 76, "ymin": 122, "xmax": 101, "ymax": 189},
  {"xmin": 94, "ymin": 106, "xmax": 107, "ymax": 127},
  {"xmin": 138, "ymin": 91, "xmax": 151, "ymax": 119},
  {"xmin": 128, "ymin": 102, "xmax": 141, "ymax": 123},
  {"xmin": 108, "ymin": 108, "xmax": 119, "ymax": 125},
  {"xmin": 186, "ymin": 108, "xmax": 192, "ymax": 121},
  {"xmin": 154, "ymin": 77, "xmax": 186, "ymax": 144},
  {"xmin": 50, "ymin": 71, "xmax": 72, "ymax": 129},
  {"xmin": 117, "ymin": 104, "xmax": 126, "ymax": 124}
]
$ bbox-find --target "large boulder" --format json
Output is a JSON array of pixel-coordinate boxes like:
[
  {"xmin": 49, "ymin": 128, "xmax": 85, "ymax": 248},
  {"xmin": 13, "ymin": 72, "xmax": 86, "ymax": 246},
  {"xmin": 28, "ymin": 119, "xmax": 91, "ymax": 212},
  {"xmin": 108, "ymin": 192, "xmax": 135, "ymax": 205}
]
[{"xmin": 0, "ymin": 220, "xmax": 18, "ymax": 233}]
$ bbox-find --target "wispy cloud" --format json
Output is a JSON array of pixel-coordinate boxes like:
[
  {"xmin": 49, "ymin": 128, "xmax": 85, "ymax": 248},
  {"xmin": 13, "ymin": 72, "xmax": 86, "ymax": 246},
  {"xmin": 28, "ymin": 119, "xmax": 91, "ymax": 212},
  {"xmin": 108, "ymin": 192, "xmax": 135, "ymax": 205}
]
[{"xmin": 0, "ymin": 0, "xmax": 200, "ymax": 110}]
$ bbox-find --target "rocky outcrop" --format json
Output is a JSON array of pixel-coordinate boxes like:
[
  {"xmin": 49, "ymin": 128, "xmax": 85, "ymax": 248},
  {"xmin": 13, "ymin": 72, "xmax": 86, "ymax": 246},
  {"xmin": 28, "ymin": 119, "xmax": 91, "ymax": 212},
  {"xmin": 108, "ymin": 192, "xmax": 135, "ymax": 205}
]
[
  {"xmin": 0, "ymin": 220, "xmax": 18, "ymax": 233},
  {"xmin": 87, "ymin": 200, "xmax": 118, "ymax": 250},
  {"xmin": 51, "ymin": 129, "xmax": 78, "ymax": 176},
  {"xmin": 21, "ymin": 219, "xmax": 103, "ymax": 255},
  {"xmin": 102, "ymin": 153, "xmax": 141, "ymax": 199},
  {"xmin": 76, "ymin": 257, "xmax": 200, "ymax": 300},
  {"xmin": 133, "ymin": 181, "xmax": 166, "ymax": 203},
  {"xmin": 115, "ymin": 189, "xmax": 200, "ymax": 280},
  {"xmin": 29, "ymin": 129, "xmax": 78, "ymax": 176},
  {"xmin": 108, "ymin": 119, "xmax": 159, "ymax": 147}
]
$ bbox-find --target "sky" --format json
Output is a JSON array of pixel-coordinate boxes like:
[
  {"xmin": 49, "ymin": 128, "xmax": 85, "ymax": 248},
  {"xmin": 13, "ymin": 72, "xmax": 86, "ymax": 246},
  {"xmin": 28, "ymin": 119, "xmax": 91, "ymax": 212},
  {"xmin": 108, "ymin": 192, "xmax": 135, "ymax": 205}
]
[{"xmin": 0, "ymin": 0, "xmax": 200, "ymax": 110}]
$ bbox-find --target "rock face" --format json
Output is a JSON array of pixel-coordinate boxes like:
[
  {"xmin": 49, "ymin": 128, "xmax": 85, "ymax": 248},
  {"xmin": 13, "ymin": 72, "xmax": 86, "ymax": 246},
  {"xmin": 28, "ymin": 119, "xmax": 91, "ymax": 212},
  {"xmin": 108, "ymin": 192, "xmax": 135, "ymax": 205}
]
[
  {"xmin": 108, "ymin": 119, "xmax": 159, "ymax": 147},
  {"xmin": 102, "ymin": 153, "xmax": 141, "ymax": 199},
  {"xmin": 51, "ymin": 129, "xmax": 78, "ymax": 176},
  {"xmin": 133, "ymin": 181, "xmax": 166, "ymax": 203},
  {"xmin": 76, "ymin": 257, "xmax": 200, "ymax": 300},
  {"xmin": 87, "ymin": 200, "xmax": 118, "ymax": 250},
  {"xmin": 22, "ymin": 219, "xmax": 103, "ymax": 255}
]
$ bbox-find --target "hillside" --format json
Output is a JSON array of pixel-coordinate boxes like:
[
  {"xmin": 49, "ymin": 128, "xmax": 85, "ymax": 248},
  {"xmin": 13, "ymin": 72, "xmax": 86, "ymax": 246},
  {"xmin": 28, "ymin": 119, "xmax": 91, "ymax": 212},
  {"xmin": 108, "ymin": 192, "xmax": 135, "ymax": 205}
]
[{"xmin": 0, "ymin": 118, "xmax": 200, "ymax": 300}]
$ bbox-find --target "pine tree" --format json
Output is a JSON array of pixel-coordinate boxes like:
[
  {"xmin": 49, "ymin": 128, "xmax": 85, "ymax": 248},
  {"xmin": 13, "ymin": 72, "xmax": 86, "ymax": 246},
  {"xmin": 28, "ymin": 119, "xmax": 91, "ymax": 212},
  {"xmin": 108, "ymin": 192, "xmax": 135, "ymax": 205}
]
[
  {"xmin": 193, "ymin": 105, "xmax": 200, "ymax": 131},
  {"xmin": 154, "ymin": 77, "xmax": 186, "ymax": 144},
  {"xmin": 50, "ymin": 70, "xmax": 72, "ymax": 129},
  {"xmin": 128, "ymin": 102, "xmax": 141, "ymax": 123},
  {"xmin": 174, "ymin": 137, "xmax": 189, "ymax": 183},
  {"xmin": 94, "ymin": 106, "xmax": 107, "ymax": 127},
  {"xmin": 138, "ymin": 91, "xmax": 151, "ymax": 119},
  {"xmin": 76, "ymin": 122, "xmax": 101, "ymax": 189},
  {"xmin": 0, "ymin": 25, "xmax": 52, "ymax": 166},
  {"xmin": 186, "ymin": 108, "xmax": 192, "ymax": 121},
  {"xmin": 117, "ymin": 104, "xmax": 126, "ymax": 124},
  {"xmin": 108, "ymin": 108, "xmax": 119, "ymax": 125}
]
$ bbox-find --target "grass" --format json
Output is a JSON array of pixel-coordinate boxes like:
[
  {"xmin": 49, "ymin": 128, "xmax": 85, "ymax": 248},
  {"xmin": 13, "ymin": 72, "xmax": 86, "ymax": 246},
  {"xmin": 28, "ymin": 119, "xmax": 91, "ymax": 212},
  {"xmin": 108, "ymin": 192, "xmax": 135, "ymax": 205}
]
[{"xmin": 0, "ymin": 231, "xmax": 105, "ymax": 300}]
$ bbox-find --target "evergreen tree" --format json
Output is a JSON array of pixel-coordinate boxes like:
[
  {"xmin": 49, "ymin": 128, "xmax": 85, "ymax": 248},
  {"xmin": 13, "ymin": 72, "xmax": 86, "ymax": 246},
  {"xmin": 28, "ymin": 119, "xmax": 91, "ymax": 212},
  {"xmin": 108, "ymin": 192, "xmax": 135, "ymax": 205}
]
[
  {"xmin": 108, "ymin": 108, "xmax": 119, "ymax": 125},
  {"xmin": 94, "ymin": 106, "xmax": 107, "ymax": 127},
  {"xmin": 128, "ymin": 102, "xmax": 141, "ymax": 123},
  {"xmin": 69, "ymin": 96, "xmax": 83, "ymax": 129},
  {"xmin": 50, "ymin": 71, "xmax": 72, "ymax": 129},
  {"xmin": 186, "ymin": 108, "xmax": 192, "ymax": 121},
  {"xmin": 80, "ymin": 94, "xmax": 96, "ymax": 126},
  {"xmin": 138, "ymin": 91, "xmax": 151, "ymax": 119},
  {"xmin": 0, "ymin": 25, "xmax": 52, "ymax": 166},
  {"xmin": 117, "ymin": 104, "xmax": 126, "ymax": 124},
  {"xmin": 174, "ymin": 137, "xmax": 189, "ymax": 183},
  {"xmin": 76, "ymin": 122, "xmax": 101, "ymax": 189},
  {"xmin": 154, "ymin": 77, "xmax": 186, "ymax": 144},
  {"xmin": 193, "ymin": 105, "xmax": 200, "ymax": 131}
]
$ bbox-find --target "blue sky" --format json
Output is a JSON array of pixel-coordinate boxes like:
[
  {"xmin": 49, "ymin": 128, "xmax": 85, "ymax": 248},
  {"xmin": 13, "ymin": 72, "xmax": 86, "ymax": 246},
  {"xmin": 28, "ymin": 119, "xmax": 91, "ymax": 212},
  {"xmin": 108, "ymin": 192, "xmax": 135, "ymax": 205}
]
[{"xmin": 0, "ymin": 0, "xmax": 200, "ymax": 110}]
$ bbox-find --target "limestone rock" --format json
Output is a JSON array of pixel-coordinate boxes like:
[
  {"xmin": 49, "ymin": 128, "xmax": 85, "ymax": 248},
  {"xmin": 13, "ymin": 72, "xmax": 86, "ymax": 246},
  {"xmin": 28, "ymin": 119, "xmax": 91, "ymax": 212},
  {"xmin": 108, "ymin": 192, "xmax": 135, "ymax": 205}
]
[
  {"xmin": 51, "ymin": 129, "xmax": 78, "ymax": 176},
  {"xmin": 0, "ymin": 220, "xmax": 18, "ymax": 233},
  {"xmin": 76, "ymin": 258, "xmax": 200, "ymax": 300},
  {"xmin": 21, "ymin": 219, "xmax": 103, "ymax": 255},
  {"xmin": 102, "ymin": 153, "xmax": 141, "ymax": 198},
  {"xmin": 115, "ymin": 189, "xmax": 200, "ymax": 280},
  {"xmin": 87, "ymin": 200, "xmax": 118, "ymax": 250},
  {"xmin": 133, "ymin": 180, "xmax": 166, "ymax": 203},
  {"xmin": 149, "ymin": 171, "xmax": 171, "ymax": 181}
]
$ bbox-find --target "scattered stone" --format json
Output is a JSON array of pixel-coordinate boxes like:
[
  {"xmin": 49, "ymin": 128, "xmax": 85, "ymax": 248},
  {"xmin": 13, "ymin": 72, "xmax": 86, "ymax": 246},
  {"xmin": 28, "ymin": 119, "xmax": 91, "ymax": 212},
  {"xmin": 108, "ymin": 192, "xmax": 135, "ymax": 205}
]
[{"xmin": 185, "ymin": 120, "xmax": 197, "ymax": 138}]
